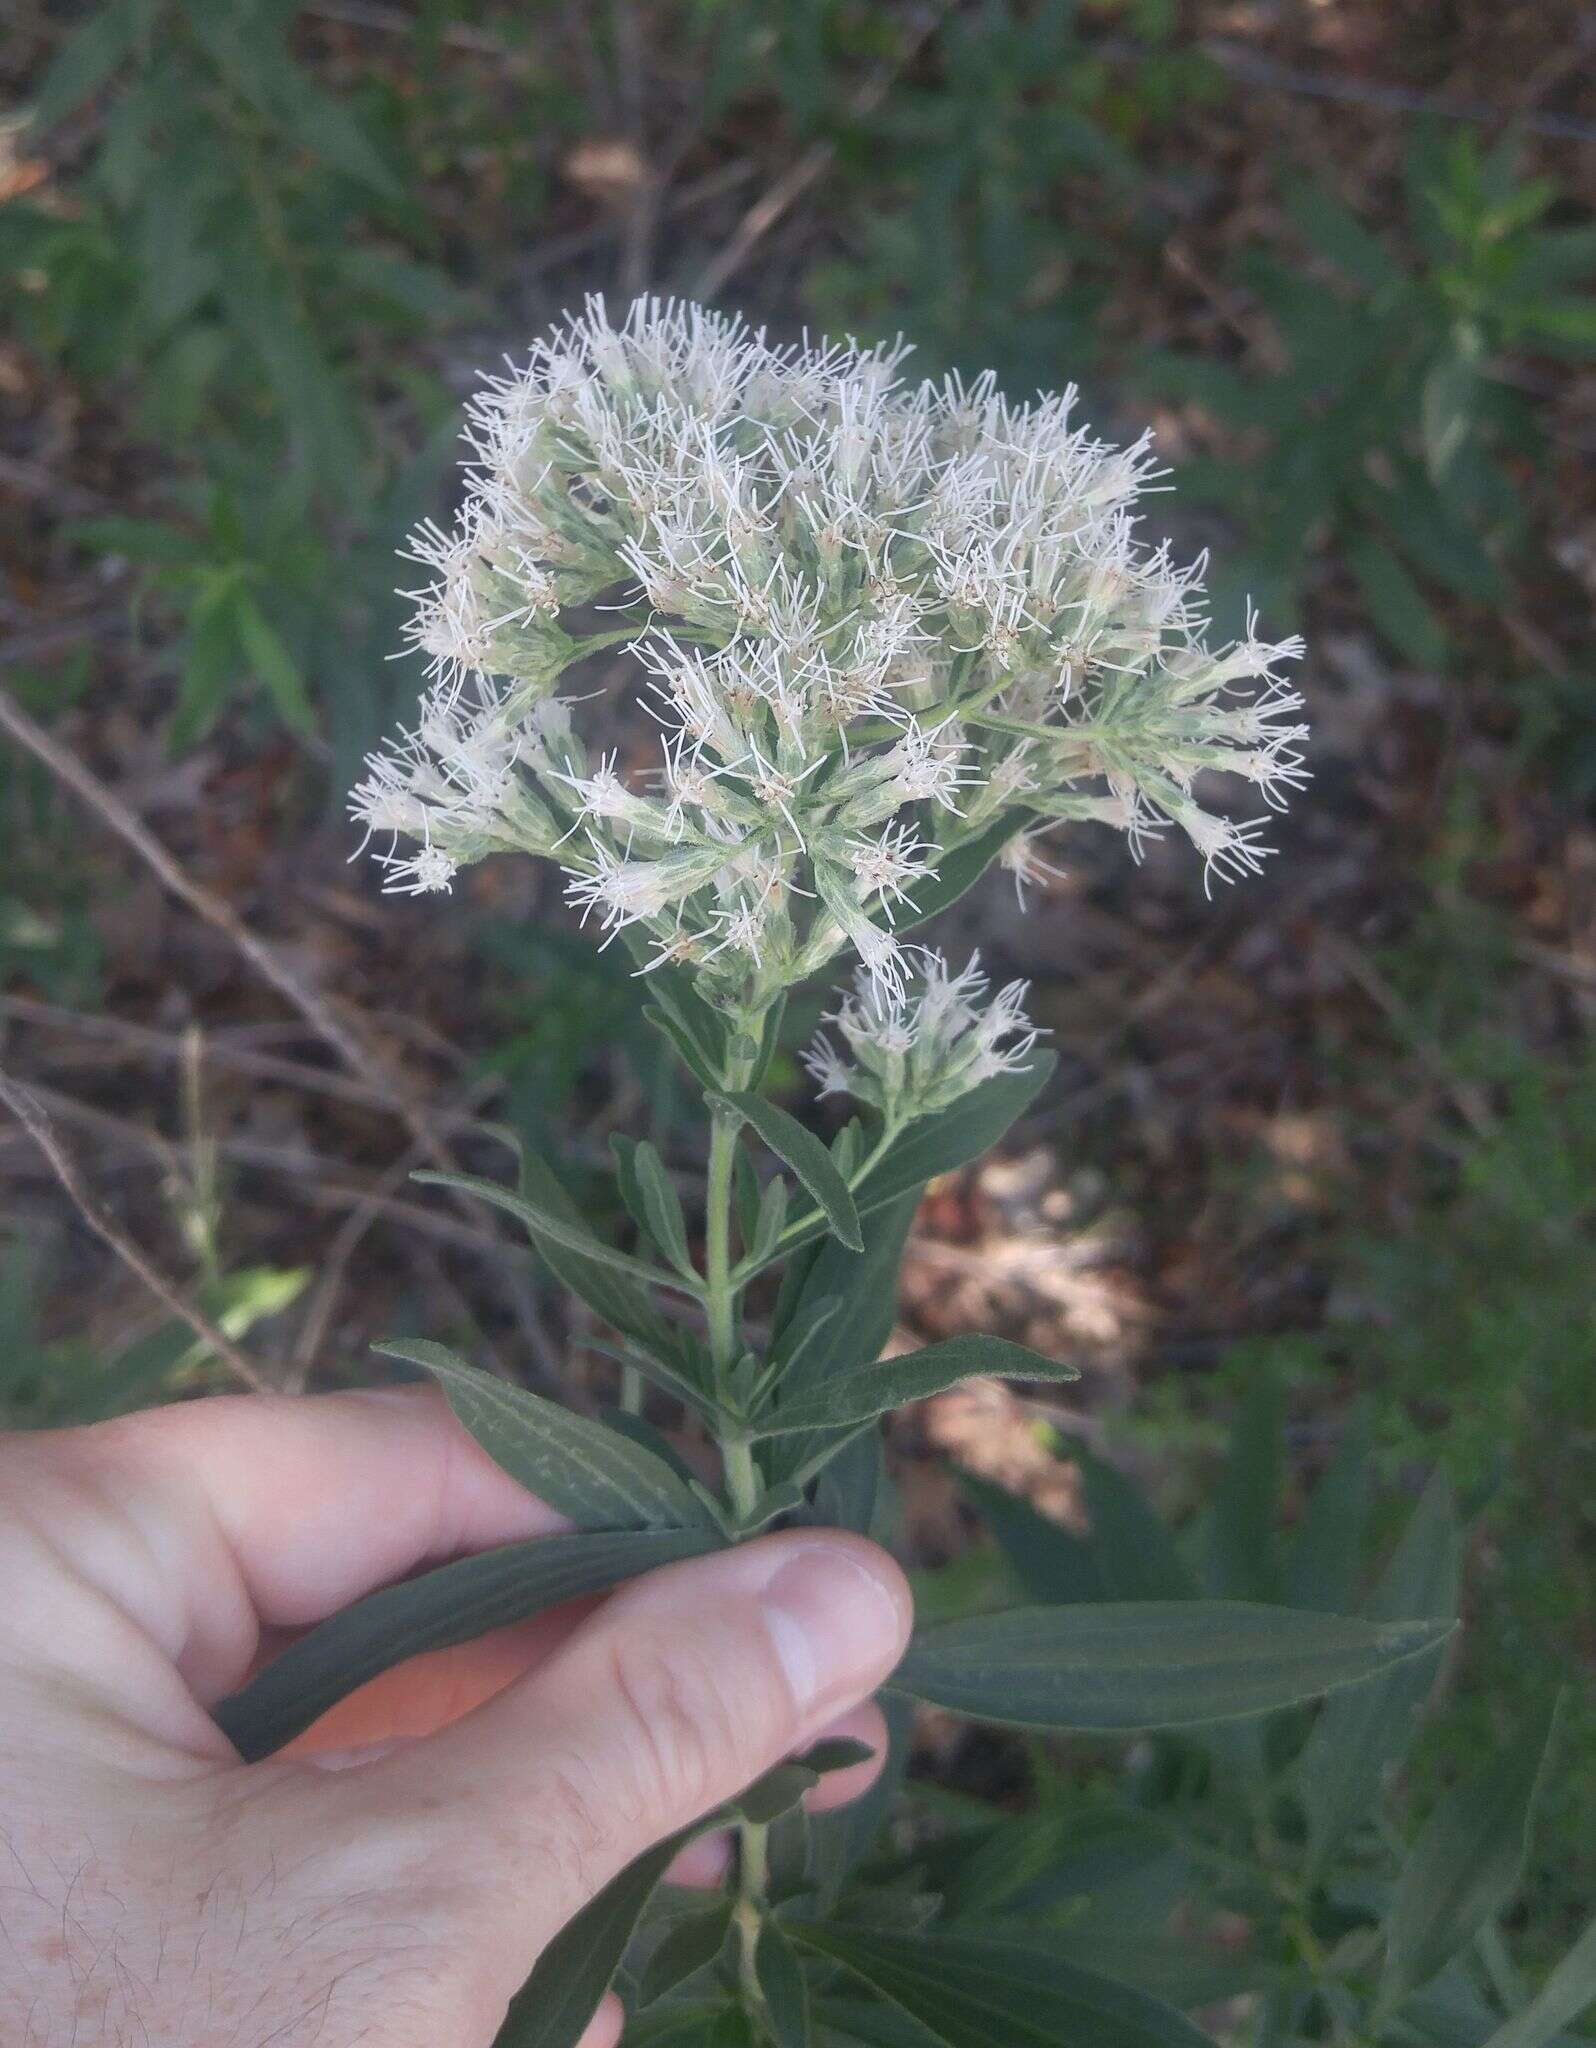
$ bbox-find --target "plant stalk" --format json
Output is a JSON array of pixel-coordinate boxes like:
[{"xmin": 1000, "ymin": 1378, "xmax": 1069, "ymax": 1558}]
[{"xmin": 698, "ymin": 1023, "xmax": 779, "ymax": 2022}]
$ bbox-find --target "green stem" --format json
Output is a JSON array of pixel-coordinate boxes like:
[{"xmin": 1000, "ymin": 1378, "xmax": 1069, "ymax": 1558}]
[
  {"xmin": 700, "ymin": 1019, "xmax": 774, "ymax": 2027},
  {"xmin": 704, "ymin": 1102, "xmax": 742, "ymax": 1382},
  {"xmin": 722, "ymin": 1433, "xmax": 760, "ymax": 1521},
  {"xmin": 734, "ymin": 1818, "xmax": 771, "ymax": 2017}
]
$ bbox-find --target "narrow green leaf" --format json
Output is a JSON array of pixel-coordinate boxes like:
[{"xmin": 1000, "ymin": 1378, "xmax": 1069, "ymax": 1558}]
[
  {"xmin": 497, "ymin": 1743, "xmax": 861, "ymax": 2048},
  {"xmin": 641, "ymin": 1002, "xmax": 723, "ymax": 1090},
  {"xmin": 234, "ymin": 592, "xmax": 315, "ymax": 736},
  {"xmin": 29, "ymin": 4, "xmax": 142, "ymax": 129},
  {"xmin": 765, "ymin": 1192, "xmax": 922, "ymax": 1494},
  {"xmin": 816, "ymin": 2000, "xmax": 947, "ymax": 2048},
  {"xmin": 791, "ymin": 1926, "xmax": 1215, "ymax": 2047},
  {"xmin": 629, "ymin": 2001, "xmax": 743, "ymax": 2047},
  {"xmin": 1474, "ymin": 1917, "xmax": 1596, "ymax": 2048},
  {"xmin": 1078, "ymin": 1448, "xmax": 1199, "ymax": 1603},
  {"xmin": 959, "ymin": 1471, "xmax": 1103, "ymax": 1604},
  {"xmin": 513, "ymin": 1146, "xmax": 683, "ymax": 1358},
  {"xmin": 792, "ymin": 1420, "xmax": 880, "ymax": 1509},
  {"xmin": 859, "ymin": 1054, "xmax": 1057, "ymax": 1215},
  {"xmin": 214, "ymin": 1527, "xmax": 717, "ymax": 1762},
  {"xmin": 1348, "ymin": 534, "xmax": 1449, "ymax": 668},
  {"xmin": 1203, "ymin": 1372, "xmax": 1283, "ymax": 1602},
  {"xmin": 738, "ymin": 1736, "xmax": 874, "ymax": 1827},
  {"xmin": 377, "ymin": 1341, "xmax": 720, "ymax": 1534},
  {"xmin": 888, "ymin": 1601, "xmax": 1455, "ymax": 1731},
  {"xmin": 732, "ymin": 1145, "xmax": 763, "ymax": 1250},
  {"xmin": 1379, "ymin": 1696, "xmax": 1562, "ymax": 2012},
  {"xmin": 752, "ymin": 1174, "xmax": 791, "ymax": 1265},
  {"xmin": 758, "ymin": 1923, "xmax": 814, "ymax": 2048},
  {"xmin": 1298, "ymin": 1469, "xmax": 1462, "ymax": 1870},
  {"xmin": 639, "ymin": 1901, "xmax": 734, "ymax": 2005},
  {"xmin": 499, "ymin": 1831, "xmax": 684, "ymax": 2048},
  {"xmin": 896, "ymin": 815, "xmax": 1021, "ymax": 934},
  {"xmin": 754, "ymin": 1336, "xmax": 1077, "ymax": 1438},
  {"xmin": 781, "ymin": 1056, "xmax": 1056, "ymax": 1262},
  {"xmin": 720, "ymin": 1092, "xmax": 863, "ymax": 1252},
  {"xmin": 1286, "ymin": 1404, "xmax": 1374, "ymax": 1613},
  {"xmin": 634, "ymin": 1140, "xmax": 695, "ymax": 1277},
  {"xmin": 416, "ymin": 1170, "xmax": 692, "ymax": 1297},
  {"xmin": 609, "ymin": 1133, "xmax": 651, "ymax": 1239},
  {"xmin": 810, "ymin": 1691, "xmax": 914, "ymax": 1905},
  {"xmin": 1046, "ymin": 1929, "xmax": 1274, "ymax": 2010},
  {"xmin": 623, "ymin": 940, "xmax": 729, "ymax": 1084}
]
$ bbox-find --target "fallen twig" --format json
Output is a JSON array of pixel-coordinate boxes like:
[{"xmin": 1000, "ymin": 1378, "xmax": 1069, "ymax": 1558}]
[
  {"xmin": 691, "ymin": 1, "xmax": 952, "ymax": 301},
  {"xmin": 0, "ymin": 1065, "xmax": 271, "ymax": 1394}
]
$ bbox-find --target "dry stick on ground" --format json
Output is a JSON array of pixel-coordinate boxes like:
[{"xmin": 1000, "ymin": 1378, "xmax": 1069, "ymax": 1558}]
[
  {"xmin": 0, "ymin": 684, "xmax": 383, "ymax": 1096},
  {"xmin": 0, "ymin": 683, "xmax": 542, "ymax": 1369},
  {"xmin": 0, "ymin": 1087, "xmax": 518, "ymax": 1264},
  {"xmin": 0, "ymin": 1066, "xmax": 270, "ymax": 1394},
  {"xmin": 690, "ymin": 0, "xmax": 953, "ymax": 301},
  {"xmin": 0, "ymin": 994, "xmax": 485, "ymax": 1123}
]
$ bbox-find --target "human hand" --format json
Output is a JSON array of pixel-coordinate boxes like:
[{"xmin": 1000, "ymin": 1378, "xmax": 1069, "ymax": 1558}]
[{"xmin": 0, "ymin": 1388, "xmax": 912, "ymax": 2046}]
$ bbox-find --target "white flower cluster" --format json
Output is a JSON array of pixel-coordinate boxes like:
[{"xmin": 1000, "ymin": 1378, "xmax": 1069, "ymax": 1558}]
[
  {"xmin": 804, "ymin": 952, "xmax": 1041, "ymax": 1123},
  {"xmin": 352, "ymin": 297, "xmax": 1306, "ymax": 1012}
]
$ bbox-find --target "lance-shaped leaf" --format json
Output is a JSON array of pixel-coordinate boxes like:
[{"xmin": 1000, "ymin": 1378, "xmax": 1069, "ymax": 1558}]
[
  {"xmin": 859, "ymin": 1053, "xmax": 1056, "ymax": 1214},
  {"xmin": 765, "ymin": 1191, "xmax": 923, "ymax": 1489},
  {"xmin": 718, "ymin": 1091, "xmax": 863, "ymax": 1252},
  {"xmin": 757, "ymin": 1922, "xmax": 814, "ymax": 2048},
  {"xmin": 496, "ymin": 1742, "xmax": 872, "ymax": 2048},
  {"xmin": 817, "ymin": 2001, "xmax": 952, "ymax": 2047},
  {"xmin": 1286, "ymin": 1403, "xmax": 1375, "ymax": 1614},
  {"xmin": 960, "ymin": 1471, "xmax": 1102, "ymax": 1604},
  {"xmin": 895, "ymin": 813, "xmax": 1024, "ymax": 934},
  {"xmin": 215, "ymin": 1526, "xmax": 718, "ymax": 1761},
  {"xmin": 379, "ymin": 1341, "xmax": 720, "ymax": 1534},
  {"xmin": 1077, "ymin": 1448, "xmax": 1199, "ymax": 1602},
  {"xmin": 778, "ymin": 1055, "xmax": 1057, "ymax": 1263},
  {"xmin": 1298, "ymin": 1467, "xmax": 1462, "ymax": 1871},
  {"xmin": 791, "ymin": 1925, "xmax": 1215, "ymax": 2047},
  {"xmin": 753, "ymin": 1336, "xmax": 1078, "ymax": 1438},
  {"xmin": 417, "ymin": 1168, "xmax": 696, "ymax": 1298},
  {"xmin": 1474, "ymin": 1916, "xmax": 1596, "ymax": 2048},
  {"xmin": 887, "ymin": 1601, "xmax": 1455, "ymax": 1731},
  {"xmin": 1202, "ymin": 1371, "xmax": 1284, "ymax": 1603},
  {"xmin": 1377, "ymin": 1694, "xmax": 1563, "ymax": 2014},
  {"xmin": 627, "ymin": 2005, "xmax": 748, "ymax": 2047},
  {"xmin": 634, "ymin": 1139, "xmax": 695, "ymax": 1277},
  {"xmin": 638, "ymin": 1901, "xmax": 734, "ymax": 2006}
]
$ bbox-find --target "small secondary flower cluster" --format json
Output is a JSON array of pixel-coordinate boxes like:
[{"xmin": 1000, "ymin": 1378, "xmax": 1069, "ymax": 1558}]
[
  {"xmin": 804, "ymin": 952, "xmax": 1041, "ymax": 1123},
  {"xmin": 352, "ymin": 297, "xmax": 1306, "ymax": 1019}
]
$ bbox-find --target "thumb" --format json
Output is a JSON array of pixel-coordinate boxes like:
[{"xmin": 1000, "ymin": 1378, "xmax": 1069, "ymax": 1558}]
[{"xmin": 364, "ymin": 1529, "xmax": 910, "ymax": 1981}]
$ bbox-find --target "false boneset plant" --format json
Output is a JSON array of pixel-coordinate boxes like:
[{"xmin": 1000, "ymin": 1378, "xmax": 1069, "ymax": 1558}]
[{"xmin": 217, "ymin": 301, "xmax": 1450, "ymax": 2048}]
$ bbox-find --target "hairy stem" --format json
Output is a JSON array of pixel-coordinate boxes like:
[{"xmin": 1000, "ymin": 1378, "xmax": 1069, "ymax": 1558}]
[
  {"xmin": 704, "ymin": 1102, "xmax": 742, "ymax": 1381},
  {"xmin": 701, "ymin": 1023, "xmax": 775, "ymax": 2024}
]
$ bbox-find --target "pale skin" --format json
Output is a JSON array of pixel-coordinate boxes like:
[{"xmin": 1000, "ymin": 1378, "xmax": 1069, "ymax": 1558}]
[{"xmin": 0, "ymin": 1387, "xmax": 912, "ymax": 2046}]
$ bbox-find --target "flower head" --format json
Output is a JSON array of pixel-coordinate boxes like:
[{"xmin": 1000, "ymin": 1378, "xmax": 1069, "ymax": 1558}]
[
  {"xmin": 354, "ymin": 296, "xmax": 1307, "ymax": 1010},
  {"xmin": 804, "ymin": 950, "xmax": 1042, "ymax": 1121}
]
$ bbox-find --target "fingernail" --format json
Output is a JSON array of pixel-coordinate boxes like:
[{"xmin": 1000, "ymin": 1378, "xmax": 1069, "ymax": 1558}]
[{"xmin": 758, "ymin": 1540, "xmax": 909, "ymax": 1723}]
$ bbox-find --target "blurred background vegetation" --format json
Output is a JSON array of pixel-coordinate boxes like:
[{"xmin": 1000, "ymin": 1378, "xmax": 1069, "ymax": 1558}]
[{"xmin": 2, "ymin": 0, "xmax": 1592, "ymax": 2023}]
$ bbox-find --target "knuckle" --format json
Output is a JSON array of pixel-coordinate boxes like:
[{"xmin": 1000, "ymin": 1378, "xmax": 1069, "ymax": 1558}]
[{"xmin": 605, "ymin": 1625, "xmax": 752, "ymax": 1824}]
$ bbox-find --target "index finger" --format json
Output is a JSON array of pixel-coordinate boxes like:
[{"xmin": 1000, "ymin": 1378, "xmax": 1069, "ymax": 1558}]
[{"xmin": 9, "ymin": 1383, "xmax": 555, "ymax": 1709}]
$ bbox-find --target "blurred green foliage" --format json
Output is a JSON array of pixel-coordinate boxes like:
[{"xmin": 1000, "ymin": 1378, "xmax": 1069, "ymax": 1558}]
[
  {"xmin": 0, "ymin": 1236, "xmax": 307, "ymax": 1425},
  {"xmin": 1138, "ymin": 132, "xmax": 1596, "ymax": 680}
]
